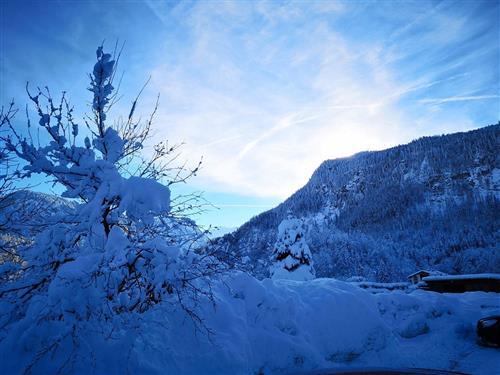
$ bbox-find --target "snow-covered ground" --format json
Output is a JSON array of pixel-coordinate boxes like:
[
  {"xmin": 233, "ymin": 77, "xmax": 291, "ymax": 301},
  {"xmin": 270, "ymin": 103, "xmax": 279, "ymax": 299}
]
[{"xmin": 1, "ymin": 273, "xmax": 499, "ymax": 374}]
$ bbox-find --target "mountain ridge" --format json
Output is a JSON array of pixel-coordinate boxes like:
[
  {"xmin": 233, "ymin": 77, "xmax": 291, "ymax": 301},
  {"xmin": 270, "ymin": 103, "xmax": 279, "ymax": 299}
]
[{"xmin": 217, "ymin": 123, "xmax": 500, "ymax": 281}]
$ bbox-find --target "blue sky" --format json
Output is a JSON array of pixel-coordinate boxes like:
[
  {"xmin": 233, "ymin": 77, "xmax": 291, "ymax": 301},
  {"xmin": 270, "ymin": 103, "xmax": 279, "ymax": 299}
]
[{"xmin": 1, "ymin": 0, "xmax": 499, "ymax": 228}]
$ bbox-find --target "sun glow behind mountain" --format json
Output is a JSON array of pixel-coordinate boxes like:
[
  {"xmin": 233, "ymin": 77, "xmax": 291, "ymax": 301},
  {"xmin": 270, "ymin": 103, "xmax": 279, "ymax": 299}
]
[{"xmin": 1, "ymin": 0, "xmax": 498, "ymax": 227}]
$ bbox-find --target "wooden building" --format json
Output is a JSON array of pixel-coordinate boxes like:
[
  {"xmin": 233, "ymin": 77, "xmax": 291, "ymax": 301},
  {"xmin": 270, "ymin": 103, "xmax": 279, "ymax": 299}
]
[
  {"xmin": 421, "ymin": 273, "xmax": 500, "ymax": 293},
  {"xmin": 407, "ymin": 270, "xmax": 431, "ymax": 284}
]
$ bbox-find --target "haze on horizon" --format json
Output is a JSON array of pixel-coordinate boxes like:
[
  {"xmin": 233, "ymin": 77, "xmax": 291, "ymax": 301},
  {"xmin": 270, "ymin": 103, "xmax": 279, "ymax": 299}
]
[{"xmin": 1, "ymin": 0, "xmax": 499, "ymax": 227}]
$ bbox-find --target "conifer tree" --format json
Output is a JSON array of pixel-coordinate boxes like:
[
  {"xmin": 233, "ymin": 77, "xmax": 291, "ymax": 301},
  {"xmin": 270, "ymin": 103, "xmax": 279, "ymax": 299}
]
[{"xmin": 270, "ymin": 211, "xmax": 315, "ymax": 281}]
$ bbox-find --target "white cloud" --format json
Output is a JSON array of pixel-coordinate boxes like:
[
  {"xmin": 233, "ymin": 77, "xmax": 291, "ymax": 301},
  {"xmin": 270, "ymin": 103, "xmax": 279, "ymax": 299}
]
[
  {"xmin": 419, "ymin": 95, "xmax": 499, "ymax": 105},
  {"xmin": 140, "ymin": 0, "xmax": 498, "ymax": 199}
]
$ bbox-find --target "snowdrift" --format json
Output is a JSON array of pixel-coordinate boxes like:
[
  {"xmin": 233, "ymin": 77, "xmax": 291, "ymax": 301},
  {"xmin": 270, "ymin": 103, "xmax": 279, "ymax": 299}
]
[{"xmin": 1, "ymin": 273, "xmax": 498, "ymax": 374}]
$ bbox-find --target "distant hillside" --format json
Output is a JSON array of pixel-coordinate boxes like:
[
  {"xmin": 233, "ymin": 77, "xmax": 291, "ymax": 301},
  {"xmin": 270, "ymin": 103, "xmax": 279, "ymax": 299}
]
[
  {"xmin": 0, "ymin": 190, "xmax": 77, "ymax": 237},
  {"xmin": 217, "ymin": 124, "xmax": 500, "ymax": 282},
  {"xmin": 0, "ymin": 190, "xmax": 202, "ymax": 251}
]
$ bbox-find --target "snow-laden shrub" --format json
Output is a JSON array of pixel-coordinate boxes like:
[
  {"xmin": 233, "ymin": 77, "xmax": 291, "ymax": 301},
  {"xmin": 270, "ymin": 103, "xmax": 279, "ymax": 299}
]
[
  {"xmin": 270, "ymin": 211, "xmax": 315, "ymax": 281},
  {"xmin": 0, "ymin": 46, "xmax": 224, "ymax": 372}
]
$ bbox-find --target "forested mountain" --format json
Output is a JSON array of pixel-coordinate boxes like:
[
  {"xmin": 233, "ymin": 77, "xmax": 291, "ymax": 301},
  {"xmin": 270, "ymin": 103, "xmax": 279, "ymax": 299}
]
[
  {"xmin": 0, "ymin": 190, "xmax": 77, "ymax": 238},
  {"xmin": 217, "ymin": 124, "xmax": 500, "ymax": 282},
  {"xmin": 0, "ymin": 190, "xmax": 202, "ymax": 250}
]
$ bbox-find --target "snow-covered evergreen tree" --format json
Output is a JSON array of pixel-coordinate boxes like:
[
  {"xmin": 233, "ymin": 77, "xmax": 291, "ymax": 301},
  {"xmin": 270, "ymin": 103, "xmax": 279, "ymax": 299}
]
[{"xmin": 270, "ymin": 211, "xmax": 315, "ymax": 281}]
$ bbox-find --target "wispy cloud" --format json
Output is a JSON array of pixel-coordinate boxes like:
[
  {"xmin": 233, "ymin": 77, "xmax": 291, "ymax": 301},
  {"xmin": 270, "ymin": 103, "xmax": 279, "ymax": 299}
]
[
  {"xmin": 215, "ymin": 204, "xmax": 275, "ymax": 208},
  {"xmin": 2, "ymin": 0, "xmax": 498, "ymax": 225},
  {"xmin": 142, "ymin": 0, "xmax": 498, "ymax": 199},
  {"xmin": 236, "ymin": 113, "xmax": 319, "ymax": 160},
  {"xmin": 419, "ymin": 95, "xmax": 499, "ymax": 105}
]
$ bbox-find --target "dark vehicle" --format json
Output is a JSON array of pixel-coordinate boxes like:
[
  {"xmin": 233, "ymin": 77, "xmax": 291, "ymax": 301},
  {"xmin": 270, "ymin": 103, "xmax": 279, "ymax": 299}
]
[{"xmin": 477, "ymin": 315, "xmax": 500, "ymax": 347}]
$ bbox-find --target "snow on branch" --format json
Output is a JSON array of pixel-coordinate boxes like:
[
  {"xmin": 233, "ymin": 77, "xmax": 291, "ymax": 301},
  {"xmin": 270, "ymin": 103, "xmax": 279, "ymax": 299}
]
[{"xmin": 0, "ymin": 45, "xmax": 225, "ymax": 372}]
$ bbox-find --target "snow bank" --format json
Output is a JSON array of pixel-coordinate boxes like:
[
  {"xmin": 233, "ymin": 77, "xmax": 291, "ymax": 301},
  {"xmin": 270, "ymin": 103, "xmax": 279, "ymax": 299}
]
[{"xmin": 1, "ymin": 273, "xmax": 498, "ymax": 374}]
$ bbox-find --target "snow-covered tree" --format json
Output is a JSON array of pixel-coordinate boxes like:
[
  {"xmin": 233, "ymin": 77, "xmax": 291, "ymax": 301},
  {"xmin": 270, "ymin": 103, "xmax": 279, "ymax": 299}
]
[
  {"xmin": 0, "ymin": 101, "xmax": 26, "ymax": 260},
  {"xmin": 270, "ymin": 211, "xmax": 315, "ymax": 281},
  {"xmin": 0, "ymin": 45, "xmax": 224, "ymax": 372}
]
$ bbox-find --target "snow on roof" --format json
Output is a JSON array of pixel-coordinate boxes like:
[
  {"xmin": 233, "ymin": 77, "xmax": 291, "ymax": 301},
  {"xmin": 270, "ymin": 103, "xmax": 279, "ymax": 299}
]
[
  {"xmin": 408, "ymin": 270, "xmax": 429, "ymax": 278},
  {"xmin": 423, "ymin": 273, "xmax": 500, "ymax": 282},
  {"xmin": 407, "ymin": 270, "xmax": 447, "ymax": 278}
]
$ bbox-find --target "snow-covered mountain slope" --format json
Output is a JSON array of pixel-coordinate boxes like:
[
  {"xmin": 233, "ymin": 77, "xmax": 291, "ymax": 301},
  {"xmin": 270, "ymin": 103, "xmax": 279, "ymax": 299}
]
[
  {"xmin": 217, "ymin": 124, "xmax": 500, "ymax": 281},
  {"xmin": 207, "ymin": 226, "xmax": 237, "ymax": 239},
  {"xmin": 0, "ymin": 190, "xmax": 77, "ymax": 237},
  {"xmin": 0, "ymin": 190, "xmax": 204, "ymax": 250}
]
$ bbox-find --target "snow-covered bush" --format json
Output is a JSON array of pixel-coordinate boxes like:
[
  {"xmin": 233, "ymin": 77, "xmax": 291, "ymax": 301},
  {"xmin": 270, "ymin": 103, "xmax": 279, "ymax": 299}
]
[
  {"xmin": 0, "ymin": 46, "xmax": 224, "ymax": 371},
  {"xmin": 270, "ymin": 211, "xmax": 315, "ymax": 281}
]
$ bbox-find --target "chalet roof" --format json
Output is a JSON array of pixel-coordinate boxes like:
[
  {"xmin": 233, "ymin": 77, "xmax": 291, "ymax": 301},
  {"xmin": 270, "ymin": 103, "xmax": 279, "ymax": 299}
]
[
  {"xmin": 408, "ymin": 270, "xmax": 448, "ymax": 279},
  {"xmin": 407, "ymin": 270, "xmax": 431, "ymax": 278}
]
